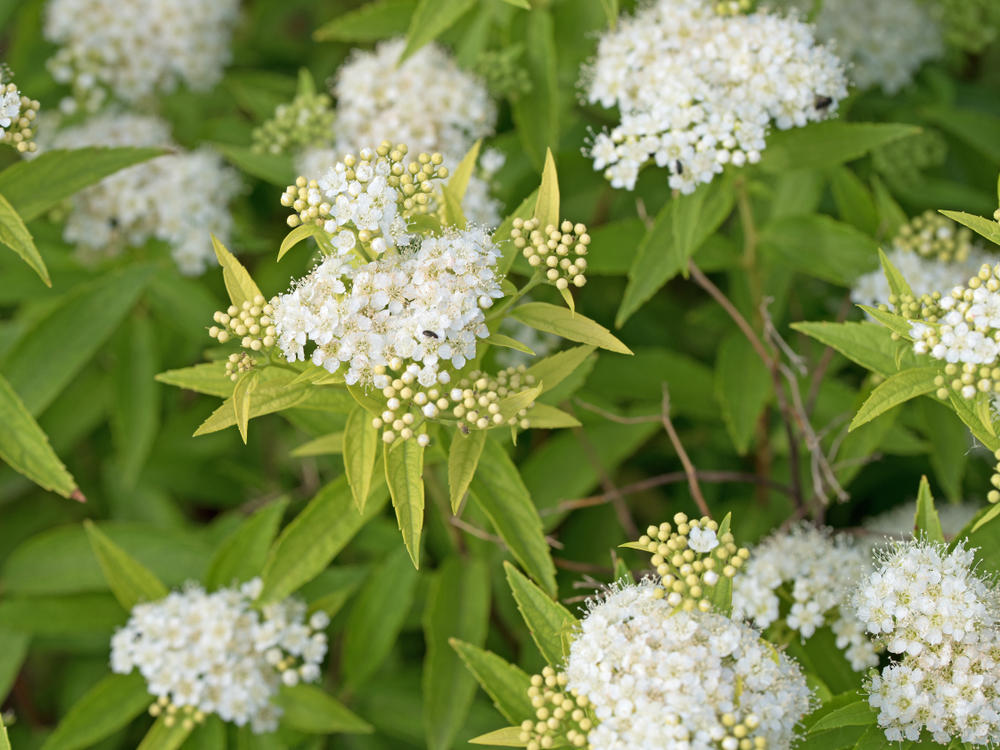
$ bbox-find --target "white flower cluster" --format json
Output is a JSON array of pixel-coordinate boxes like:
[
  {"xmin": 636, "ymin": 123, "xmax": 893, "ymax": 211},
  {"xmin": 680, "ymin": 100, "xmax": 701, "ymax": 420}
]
[
  {"xmin": 565, "ymin": 581, "xmax": 812, "ymax": 750},
  {"xmin": 863, "ymin": 500, "xmax": 981, "ymax": 539},
  {"xmin": 110, "ymin": 579, "xmax": 330, "ymax": 734},
  {"xmin": 272, "ymin": 226, "xmax": 503, "ymax": 388},
  {"xmin": 851, "ymin": 247, "xmax": 990, "ymax": 311},
  {"xmin": 732, "ymin": 524, "xmax": 879, "ymax": 670},
  {"xmin": 778, "ymin": 0, "xmax": 943, "ymax": 94},
  {"xmin": 40, "ymin": 112, "xmax": 240, "ymax": 274},
  {"xmin": 44, "ymin": 0, "xmax": 239, "ymax": 110},
  {"xmin": 852, "ymin": 540, "xmax": 1000, "ymax": 745},
  {"xmin": 583, "ymin": 0, "xmax": 846, "ymax": 193}
]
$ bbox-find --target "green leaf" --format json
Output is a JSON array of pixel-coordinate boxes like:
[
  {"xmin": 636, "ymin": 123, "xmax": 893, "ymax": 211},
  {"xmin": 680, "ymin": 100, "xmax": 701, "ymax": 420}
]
[
  {"xmin": 423, "ymin": 557, "xmax": 491, "ymax": 750},
  {"xmin": 830, "ymin": 166, "xmax": 877, "ymax": 236},
  {"xmin": 278, "ymin": 223, "xmax": 326, "ymax": 261},
  {"xmin": 879, "ymin": 248, "xmax": 914, "ymax": 299},
  {"xmin": 504, "ymin": 561, "xmax": 576, "ymax": 666},
  {"xmin": 939, "ymin": 209, "xmax": 1000, "ymax": 248},
  {"xmin": 451, "ymin": 640, "xmax": 533, "ymax": 725},
  {"xmin": 204, "ymin": 500, "xmax": 288, "ymax": 590},
  {"xmin": 40, "ymin": 673, "xmax": 152, "ymax": 750},
  {"xmin": 193, "ymin": 371, "xmax": 312, "ymax": 437},
  {"xmin": 0, "ymin": 373, "xmax": 77, "ymax": 498},
  {"xmin": 2, "ymin": 263, "xmax": 156, "ymax": 415},
  {"xmin": 314, "ymin": 0, "xmax": 415, "ymax": 41},
  {"xmin": 156, "ymin": 362, "xmax": 232, "ymax": 397},
  {"xmin": 212, "ymin": 235, "xmax": 263, "ymax": 310},
  {"xmin": 0, "ymin": 712, "xmax": 8, "ymax": 750},
  {"xmin": 600, "ymin": 0, "xmax": 619, "ymax": 26},
  {"xmin": 470, "ymin": 439, "xmax": 557, "ymax": 596},
  {"xmin": 84, "ymin": 520, "xmax": 168, "ymax": 610},
  {"xmin": 946, "ymin": 390, "xmax": 1000, "ymax": 452},
  {"xmin": 136, "ymin": 714, "xmax": 194, "ymax": 750},
  {"xmin": 710, "ymin": 513, "xmax": 735, "ymax": 616},
  {"xmin": 274, "ymin": 684, "xmax": 373, "ymax": 734},
  {"xmin": 442, "ymin": 181, "xmax": 468, "ymax": 229},
  {"xmin": 859, "ymin": 305, "xmax": 914, "ymax": 338},
  {"xmin": 0, "ymin": 627, "xmax": 29, "ymax": 701},
  {"xmin": 808, "ymin": 698, "xmax": 877, "ymax": 732},
  {"xmin": 496, "ymin": 190, "xmax": 538, "ymax": 274},
  {"xmin": 922, "ymin": 106, "xmax": 1000, "ymax": 164},
  {"xmin": 448, "ymin": 428, "xmax": 486, "ymax": 513},
  {"xmin": 233, "ymin": 369, "xmax": 259, "ymax": 444},
  {"xmin": 497, "ymin": 383, "xmax": 543, "ymax": 422},
  {"xmin": 470, "ymin": 727, "xmax": 527, "ymax": 746},
  {"xmin": 342, "ymin": 545, "xmax": 420, "ymax": 688},
  {"xmin": 760, "ymin": 122, "xmax": 920, "ymax": 173},
  {"xmin": 485, "ymin": 333, "xmax": 535, "ymax": 355},
  {"xmin": 402, "ymin": 0, "xmax": 476, "ymax": 60},
  {"xmin": 532, "ymin": 149, "xmax": 560, "ymax": 229},
  {"xmin": 0, "ymin": 147, "xmax": 165, "ymax": 222},
  {"xmin": 0, "ymin": 191, "xmax": 48, "ymax": 286},
  {"xmin": 291, "ymin": 431, "xmax": 344, "ymax": 457},
  {"xmin": 849, "ymin": 367, "xmax": 940, "ymax": 431},
  {"xmin": 258, "ymin": 477, "xmax": 388, "ymax": 604},
  {"xmin": 510, "ymin": 10, "xmax": 559, "ymax": 168},
  {"xmin": 111, "ymin": 315, "xmax": 160, "ymax": 487},
  {"xmin": 344, "ymin": 405, "xmax": 380, "ymax": 511},
  {"xmin": 511, "ymin": 303, "xmax": 631, "ymax": 354},
  {"xmin": 523, "ymin": 403, "xmax": 580, "ymax": 429},
  {"xmin": 501, "ymin": 0, "xmax": 530, "ymax": 7},
  {"xmin": 715, "ymin": 334, "xmax": 770, "ymax": 455},
  {"xmin": 384, "ymin": 437, "xmax": 426, "ymax": 567},
  {"xmin": 761, "ymin": 215, "xmax": 878, "ymax": 286},
  {"xmin": 914, "ymin": 475, "xmax": 945, "ymax": 543},
  {"xmin": 213, "ymin": 142, "xmax": 294, "ymax": 187},
  {"xmin": 525, "ymin": 345, "xmax": 596, "ymax": 393},
  {"xmin": 871, "ymin": 175, "xmax": 907, "ymax": 239},
  {"xmin": 447, "ymin": 139, "xmax": 482, "ymax": 203}
]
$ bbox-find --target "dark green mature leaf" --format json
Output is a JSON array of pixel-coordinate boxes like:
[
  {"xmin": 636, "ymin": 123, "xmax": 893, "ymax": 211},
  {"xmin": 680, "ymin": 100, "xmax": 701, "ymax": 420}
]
[
  {"xmin": 342, "ymin": 545, "xmax": 420, "ymax": 688},
  {"xmin": 922, "ymin": 107, "xmax": 1000, "ymax": 164},
  {"xmin": 0, "ymin": 191, "xmax": 48, "ymax": 286},
  {"xmin": 918, "ymin": 398, "xmax": 967, "ymax": 502},
  {"xmin": 504, "ymin": 562, "xmax": 576, "ymax": 666},
  {"xmin": 0, "ymin": 373, "xmax": 77, "ymax": 498},
  {"xmin": 205, "ymin": 500, "xmax": 288, "ymax": 590},
  {"xmin": 111, "ymin": 315, "xmax": 160, "ymax": 487},
  {"xmin": 0, "ymin": 627, "xmax": 29, "ymax": 703},
  {"xmin": 760, "ymin": 122, "xmax": 919, "ymax": 173},
  {"xmin": 384, "ymin": 437, "xmax": 425, "ymax": 567},
  {"xmin": 314, "ymin": 0, "xmax": 415, "ymax": 41},
  {"xmin": 830, "ymin": 166, "xmax": 877, "ymax": 236},
  {"xmin": 275, "ymin": 685, "xmax": 373, "ymax": 734},
  {"xmin": 0, "ymin": 147, "xmax": 165, "ymax": 221},
  {"xmin": 512, "ymin": 303, "xmax": 631, "ymax": 354},
  {"xmin": 344, "ymin": 405, "xmax": 379, "ymax": 511},
  {"xmin": 40, "ymin": 673, "xmax": 152, "ymax": 750},
  {"xmin": 448, "ymin": 429, "xmax": 486, "ymax": 513},
  {"xmin": 450, "ymin": 640, "xmax": 534, "ymax": 725},
  {"xmin": 258, "ymin": 477, "xmax": 388, "ymax": 604},
  {"xmin": 715, "ymin": 334, "xmax": 770, "ymax": 455},
  {"xmin": 849, "ymin": 368, "xmax": 940, "ymax": 430},
  {"xmin": 511, "ymin": 9, "xmax": 559, "ymax": 168},
  {"xmin": 959, "ymin": 504, "xmax": 1000, "ymax": 575},
  {"xmin": 402, "ymin": 0, "xmax": 476, "ymax": 60},
  {"xmin": 423, "ymin": 557, "xmax": 490, "ymax": 750},
  {"xmin": 2, "ymin": 263, "xmax": 156, "ymax": 415},
  {"xmin": 914, "ymin": 476, "xmax": 944, "ymax": 543},
  {"xmin": 761, "ymin": 215, "xmax": 878, "ymax": 286},
  {"xmin": 808, "ymin": 698, "xmax": 877, "ymax": 732},
  {"xmin": 213, "ymin": 142, "xmax": 294, "ymax": 187},
  {"xmin": 0, "ymin": 593, "xmax": 126, "ymax": 635},
  {"xmin": 871, "ymin": 175, "xmax": 907, "ymax": 239},
  {"xmin": 84, "ymin": 520, "xmax": 168, "ymax": 610},
  {"xmin": 470, "ymin": 439, "xmax": 557, "ymax": 596}
]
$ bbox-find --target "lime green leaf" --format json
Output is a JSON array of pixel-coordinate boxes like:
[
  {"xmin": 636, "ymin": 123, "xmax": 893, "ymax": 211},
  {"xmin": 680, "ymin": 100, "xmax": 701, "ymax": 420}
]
[
  {"xmin": 291, "ymin": 431, "xmax": 344, "ymax": 457},
  {"xmin": 448, "ymin": 429, "xmax": 486, "ymax": 513},
  {"xmin": 0, "ymin": 191, "xmax": 48, "ymax": 286},
  {"xmin": 504, "ymin": 562, "xmax": 576, "ymax": 666},
  {"xmin": 0, "ymin": 373, "xmax": 77, "ymax": 499},
  {"xmin": 450, "ymin": 640, "xmax": 534, "ymax": 725},
  {"xmin": 212, "ymin": 235, "xmax": 263, "ymax": 310},
  {"xmin": 212, "ymin": 142, "xmax": 294, "ymax": 187},
  {"xmin": 275, "ymin": 684, "xmax": 373, "ymax": 734},
  {"xmin": 879, "ymin": 248, "xmax": 914, "ymax": 299},
  {"xmin": 205, "ymin": 500, "xmax": 288, "ymax": 590},
  {"xmin": 525, "ymin": 345, "xmax": 596, "ymax": 393},
  {"xmin": 39, "ymin": 673, "xmax": 152, "ymax": 750},
  {"xmin": 0, "ymin": 713, "xmax": 8, "ymax": 750},
  {"xmin": 470, "ymin": 727, "xmax": 527, "ymax": 746},
  {"xmin": 193, "ymin": 371, "xmax": 311, "ymax": 437},
  {"xmin": 183, "ymin": 716, "xmax": 225, "ymax": 750},
  {"xmin": 344, "ymin": 405, "xmax": 380, "ymax": 511},
  {"xmin": 496, "ymin": 190, "xmax": 538, "ymax": 273},
  {"xmin": 470, "ymin": 439, "xmax": 557, "ymax": 596},
  {"xmin": 136, "ymin": 714, "xmax": 194, "ymax": 750},
  {"xmin": 278, "ymin": 223, "xmax": 326, "ymax": 260},
  {"xmin": 501, "ymin": 0, "xmax": 530, "ymax": 7},
  {"xmin": 442, "ymin": 182, "xmax": 468, "ymax": 229},
  {"xmin": 402, "ymin": 0, "xmax": 476, "ymax": 60},
  {"xmin": 497, "ymin": 383, "xmax": 543, "ymax": 422},
  {"xmin": 314, "ymin": 0, "xmax": 415, "ymax": 41},
  {"xmin": 510, "ymin": 10, "xmax": 558, "ymax": 168},
  {"xmin": 155, "ymin": 362, "xmax": 232, "ymax": 398},
  {"xmin": 939, "ymin": 209, "xmax": 1000, "ymax": 247},
  {"xmin": 347, "ymin": 382, "xmax": 388, "ymax": 417},
  {"xmin": 423, "ymin": 557, "xmax": 491, "ymax": 750},
  {"xmin": 914, "ymin": 475, "xmax": 945, "ymax": 543},
  {"xmin": 84, "ymin": 520, "xmax": 167, "ymax": 610},
  {"xmin": 0, "ymin": 147, "xmax": 165, "ymax": 222},
  {"xmin": 523, "ymin": 403, "xmax": 580, "ymax": 429},
  {"xmin": 258, "ymin": 477, "xmax": 388, "ymax": 604},
  {"xmin": 512, "ymin": 302, "xmax": 631, "ymax": 354},
  {"xmin": 858, "ymin": 305, "xmax": 913, "ymax": 338},
  {"xmin": 715, "ymin": 334, "xmax": 770, "ymax": 455},
  {"xmin": 849, "ymin": 367, "xmax": 940, "ymax": 431},
  {"xmin": 710, "ymin": 513, "xmax": 734, "ymax": 616},
  {"xmin": 760, "ymin": 122, "xmax": 919, "ymax": 173},
  {"xmin": 304, "ymin": 566, "xmax": 368, "ymax": 618},
  {"xmin": 532, "ymin": 149, "xmax": 560, "ymax": 229},
  {"xmin": 485, "ymin": 333, "xmax": 535, "ymax": 355},
  {"xmin": 945, "ymin": 390, "xmax": 1000, "ymax": 452},
  {"xmin": 384, "ymin": 437, "xmax": 426, "ymax": 567},
  {"xmin": 761, "ymin": 215, "xmax": 878, "ymax": 286},
  {"xmin": 447, "ymin": 139, "xmax": 482, "ymax": 203},
  {"xmin": 233, "ymin": 369, "xmax": 259, "ymax": 444},
  {"xmin": 343, "ymin": 545, "xmax": 420, "ymax": 688}
]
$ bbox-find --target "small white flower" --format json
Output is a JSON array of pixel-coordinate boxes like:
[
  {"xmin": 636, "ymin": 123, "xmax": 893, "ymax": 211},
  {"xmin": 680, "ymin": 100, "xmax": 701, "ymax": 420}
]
[{"xmin": 687, "ymin": 526, "xmax": 718, "ymax": 553}]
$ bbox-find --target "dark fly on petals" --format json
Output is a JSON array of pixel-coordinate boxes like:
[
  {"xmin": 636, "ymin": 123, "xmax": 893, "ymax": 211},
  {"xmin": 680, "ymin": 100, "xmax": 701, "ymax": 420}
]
[{"xmin": 422, "ymin": 330, "xmax": 439, "ymax": 339}]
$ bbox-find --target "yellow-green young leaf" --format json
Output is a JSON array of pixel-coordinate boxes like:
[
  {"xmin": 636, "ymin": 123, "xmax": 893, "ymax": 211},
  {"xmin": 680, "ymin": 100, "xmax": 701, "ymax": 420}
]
[
  {"xmin": 504, "ymin": 562, "xmax": 576, "ymax": 666},
  {"xmin": 39, "ymin": 673, "xmax": 151, "ymax": 750},
  {"xmin": 447, "ymin": 139, "xmax": 482, "ymax": 203},
  {"xmin": 274, "ymin": 684, "xmax": 373, "ymax": 734},
  {"xmin": 940, "ymin": 209, "xmax": 1000, "ymax": 248},
  {"xmin": 790, "ymin": 321, "xmax": 914, "ymax": 378},
  {"xmin": 204, "ymin": 499, "xmax": 288, "ymax": 590},
  {"xmin": 84, "ymin": 521, "xmax": 167, "ymax": 610},
  {"xmin": 710, "ymin": 513, "xmax": 733, "ymax": 616},
  {"xmin": 342, "ymin": 545, "xmax": 420, "ymax": 688},
  {"xmin": 450, "ymin": 640, "xmax": 534, "ymax": 724},
  {"xmin": 496, "ymin": 190, "xmax": 538, "ymax": 274},
  {"xmin": 915, "ymin": 476, "xmax": 945, "ymax": 543},
  {"xmin": 533, "ymin": 149, "xmax": 559, "ymax": 229},
  {"xmin": 136, "ymin": 714, "xmax": 194, "ymax": 750},
  {"xmin": 347, "ymin": 382, "xmax": 388, "ymax": 417},
  {"xmin": 212, "ymin": 141, "xmax": 295, "ymax": 187},
  {"xmin": 401, "ymin": 0, "xmax": 476, "ymax": 60},
  {"xmin": 512, "ymin": 302, "xmax": 632, "ymax": 355},
  {"xmin": 498, "ymin": 383, "xmax": 543, "ymax": 421},
  {"xmin": 759, "ymin": 122, "xmax": 919, "ymax": 173},
  {"xmin": 233, "ymin": 369, "xmax": 260, "ymax": 444},
  {"xmin": 850, "ymin": 367, "xmax": 940, "ymax": 431},
  {"xmin": 156, "ymin": 362, "xmax": 232, "ymax": 397},
  {"xmin": 314, "ymin": 0, "xmax": 415, "ymax": 41},
  {"xmin": 259, "ymin": 477, "xmax": 389, "ymax": 604},
  {"xmin": 470, "ymin": 439, "xmax": 557, "ymax": 596},
  {"xmin": 559, "ymin": 286, "xmax": 575, "ymax": 313},
  {"xmin": 344, "ymin": 406, "xmax": 379, "ymax": 511},
  {"xmin": 212, "ymin": 235, "xmax": 263, "ymax": 309},
  {"xmin": 879, "ymin": 248, "xmax": 914, "ymax": 299},
  {"xmin": 193, "ymin": 372, "xmax": 312, "ymax": 437},
  {"xmin": 423, "ymin": 557, "xmax": 491, "ymax": 750},
  {"xmin": 501, "ymin": 0, "xmax": 530, "ymax": 7},
  {"xmin": 448, "ymin": 429, "xmax": 486, "ymax": 513},
  {"xmin": 470, "ymin": 727, "xmax": 527, "ymax": 746},
  {"xmin": 0, "ymin": 712, "xmax": 8, "ymax": 750},
  {"xmin": 857, "ymin": 305, "xmax": 913, "ymax": 338},
  {"xmin": 485, "ymin": 333, "xmax": 535, "ymax": 355},
  {"xmin": 0, "ymin": 191, "xmax": 49, "ymax": 286},
  {"xmin": 954, "ymin": 504, "xmax": 1000, "ymax": 547},
  {"xmin": 526, "ymin": 345, "xmax": 596, "ymax": 393},
  {"xmin": 278, "ymin": 223, "xmax": 326, "ymax": 260},
  {"xmin": 522, "ymin": 403, "xmax": 580, "ymax": 429},
  {"xmin": 291, "ymin": 432, "xmax": 345, "ymax": 457},
  {"xmin": 441, "ymin": 182, "xmax": 467, "ymax": 229},
  {"xmin": 946, "ymin": 391, "xmax": 1000, "ymax": 452},
  {"xmin": 600, "ymin": 0, "xmax": 618, "ymax": 27},
  {"xmin": 0, "ymin": 373, "xmax": 77, "ymax": 499},
  {"xmin": 384, "ymin": 438, "xmax": 426, "ymax": 568}
]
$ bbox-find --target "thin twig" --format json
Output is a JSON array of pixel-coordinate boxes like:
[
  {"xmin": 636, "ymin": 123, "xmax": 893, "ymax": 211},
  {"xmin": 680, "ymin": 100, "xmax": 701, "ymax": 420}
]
[
  {"xmin": 660, "ymin": 384, "xmax": 711, "ymax": 518},
  {"xmin": 554, "ymin": 557, "xmax": 614, "ymax": 576},
  {"xmin": 573, "ymin": 399, "xmax": 660, "ymax": 425},
  {"xmin": 805, "ymin": 294, "xmax": 854, "ymax": 414},
  {"xmin": 449, "ymin": 516, "xmax": 564, "ymax": 550}
]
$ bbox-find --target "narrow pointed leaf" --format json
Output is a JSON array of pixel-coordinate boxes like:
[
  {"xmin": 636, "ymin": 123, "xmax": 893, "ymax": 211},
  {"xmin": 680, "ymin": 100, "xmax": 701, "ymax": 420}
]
[
  {"xmin": 278, "ymin": 223, "xmax": 326, "ymax": 260},
  {"xmin": 344, "ymin": 405, "xmax": 379, "ymax": 511},
  {"xmin": 470, "ymin": 728, "xmax": 528, "ymax": 746},
  {"xmin": 450, "ymin": 640, "xmax": 534, "ymax": 724},
  {"xmin": 233, "ymin": 369, "xmax": 259, "ymax": 444},
  {"xmin": 447, "ymin": 139, "xmax": 482, "ymax": 202},
  {"xmin": 384, "ymin": 437, "xmax": 426, "ymax": 567},
  {"xmin": 849, "ymin": 367, "xmax": 940, "ymax": 431},
  {"xmin": 275, "ymin": 684, "xmax": 373, "ymax": 734},
  {"xmin": 504, "ymin": 562, "xmax": 576, "ymax": 666},
  {"xmin": 511, "ymin": 303, "xmax": 631, "ymax": 354},
  {"xmin": 39, "ymin": 673, "xmax": 151, "ymax": 750},
  {"xmin": 136, "ymin": 714, "xmax": 194, "ymax": 750},
  {"xmin": 533, "ymin": 149, "xmax": 559, "ymax": 229},
  {"xmin": 314, "ymin": 0, "xmax": 414, "ymax": 42},
  {"xmin": 0, "ymin": 191, "xmax": 49, "ymax": 286},
  {"xmin": 84, "ymin": 520, "xmax": 167, "ymax": 610},
  {"xmin": 939, "ymin": 209, "xmax": 1000, "ymax": 247},
  {"xmin": 402, "ymin": 0, "xmax": 476, "ymax": 60},
  {"xmin": 205, "ymin": 500, "xmax": 288, "ymax": 590},
  {"xmin": 212, "ymin": 235, "xmax": 262, "ymax": 309},
  {"xmin": 291, "ymin": 432, "xmax": 344, "ymax": 457},
  {"xmin": 522, "ymin": 403, "xmax": 580, "ymax": 429},
  {"xmin": 879, "ymin": 248, "xmax": 913, "ymax": 299},
  {"xmin": 526, "ymin": 346, "xmax": 596, "ymax": 393},
  {"xmin": 448, "ymin": 429, "xmax": 486, "ymax": 512},
  {"xmin": 914, "ymin": 476, "xmax": 945, "ymax": 543},
  {"xmin": 485, "ymin": 333, "xmax": 535, "ymax": 355}
]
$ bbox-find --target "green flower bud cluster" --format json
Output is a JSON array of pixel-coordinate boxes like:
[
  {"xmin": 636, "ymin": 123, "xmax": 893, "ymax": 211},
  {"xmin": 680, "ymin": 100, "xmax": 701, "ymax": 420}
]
[
  {"xmin": 883, "ymin": 291, "xmax": 943, "ymax": 322},
  {"xmin": 225, "ymin": 351, "xmax": 255, "ymax": 382},
  {"xmin": 148, "ymin": 696, "xmax": 207, "ymax": 732},
  {"xmin": 714, "ymin": 0, "xmax": 753, "ymax": 16},
  {"xmin": 988, "ymin": 448, "xmax": 1000, "ymax": 505},
  {"xmin": 513, "ymin": 218, "xmax": 590, "ymax": 290},
  {"xmin": 0, "ymin": 80, "xmax": 40, "ymax": 154},
  {"xmin": 872, "ymin": 130, "xmax": 946, "ymax": 185},
  {"xmin": 634, "ymin": 514, "xmax": 749, "ymax": 613},
  {"xmin": 932, "ymin": 362, "xmax": 1000, "ymax": 401},
  {"xmin": 520, "ymin": 667, "xmax": 593, "ymax": 750},
  {"xmin": 209, "ymin": 295, "xmax": 277, "ymax": 351},
  {"xmin": 252, "ymin": 91, "xmax": 334, "ymax": 156},
  {"xmin": 894, "ymin": 210, "xmax": 973, "ymax": 263},
  {"xmin": 473, "ymin": 45, "xmax": 532, "ymax": 98}
]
